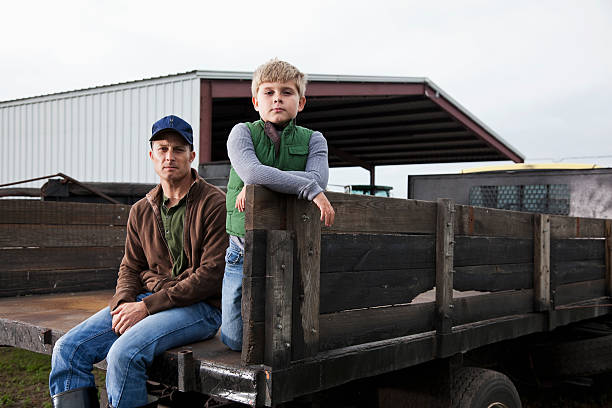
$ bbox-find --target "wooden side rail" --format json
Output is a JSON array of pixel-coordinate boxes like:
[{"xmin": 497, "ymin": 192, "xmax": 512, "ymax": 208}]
[
  {"xmin": 0, "ymin": 200, "xmax": 127, "ymax": 297},
  {"xmin": 241, "ymin": 186, "xmax": 612, "ymax": 370}
]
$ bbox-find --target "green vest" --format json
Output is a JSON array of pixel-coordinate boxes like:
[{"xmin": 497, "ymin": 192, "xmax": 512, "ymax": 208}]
[{"xmin": 226, "ymin": 120, "xmax": 313, "ymax": 237}]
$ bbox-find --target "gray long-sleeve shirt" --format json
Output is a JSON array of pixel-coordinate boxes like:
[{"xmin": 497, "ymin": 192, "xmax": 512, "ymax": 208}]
[
  {"xmin": 227, "ymin": 123, "xmax": 330, "ymax": 247},
  {"xmin": 227, "ymin": 123, "xmax": 329, "ymax": 199}
]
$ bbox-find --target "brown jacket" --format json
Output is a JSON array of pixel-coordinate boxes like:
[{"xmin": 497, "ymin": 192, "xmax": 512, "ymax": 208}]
[{"xmin": 109, "ymin": 169, "xmax": 228, "ymax": 314}]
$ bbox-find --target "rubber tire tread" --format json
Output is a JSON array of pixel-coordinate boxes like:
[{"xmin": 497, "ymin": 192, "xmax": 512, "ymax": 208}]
[
  {"xmin": 451, "ymin": 367, "xmax": 521, "ymax": 408},
  {"xmin": 534, "ymin": 334, "xmax": 612, "ymax": 377}
]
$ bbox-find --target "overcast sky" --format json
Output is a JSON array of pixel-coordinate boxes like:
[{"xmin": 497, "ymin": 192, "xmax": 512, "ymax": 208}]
[{"xmin": 2, "ymin": 0, "xmax": 611, "ymax": 197}]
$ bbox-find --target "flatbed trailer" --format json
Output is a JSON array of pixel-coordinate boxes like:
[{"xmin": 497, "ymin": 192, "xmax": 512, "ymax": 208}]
[{"xmin": 1, "ymin": 185, "xmax": 612, "ymax": 407}]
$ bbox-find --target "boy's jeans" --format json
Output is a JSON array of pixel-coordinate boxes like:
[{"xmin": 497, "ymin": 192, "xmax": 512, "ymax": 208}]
[
  {"xmin": 49, "ymin": 293, "xmax": 221, "ymax": 408},
  {"xmin": 220, "ymin": 239, "xmax": 244, "ymax": 351}
]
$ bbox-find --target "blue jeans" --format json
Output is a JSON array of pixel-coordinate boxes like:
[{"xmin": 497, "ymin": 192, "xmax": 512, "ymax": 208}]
[
  {"xmin": 49, "ymin": 293, "xmax": 221, "ymax": 408},
  {"xmin": 220, "ymin": 239, "xmax": 244, "ymax": 351}
]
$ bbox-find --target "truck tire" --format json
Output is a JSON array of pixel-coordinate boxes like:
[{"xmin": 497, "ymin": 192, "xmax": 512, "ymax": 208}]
[
  {"xmin": 532, "ymin": 334, "xmax": 612, "ymax": 377},
  {"xmin": 451, "ymin": 367, "xmax": 522, "ymax": 408}
]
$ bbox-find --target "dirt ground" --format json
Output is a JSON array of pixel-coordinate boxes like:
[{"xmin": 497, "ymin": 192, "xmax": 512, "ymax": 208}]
[{"xmin": 2, "ymin": 346, "xmax": 612, "ymax": 407}]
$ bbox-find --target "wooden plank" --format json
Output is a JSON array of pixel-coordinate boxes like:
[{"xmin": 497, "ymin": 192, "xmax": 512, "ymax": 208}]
[
  {"xmin": 320, "ymin": 233, "xmax": 435, "ymax": 273},
  {"xmin": 454, "ymin": 263, "xmax": 533, "ymax": 292},
  {"xmin": 244, "ymin": 268, "xmax": 436, "ymax": 319},
  {"xmin": 550, "ymin": 215, "xmax": 606, "ymax": 239},
  {"xmin": 555, "ymin": 279, "xmax": 606, "ymax": 306},
  {"xmin": 241, "ymin": 230, "xmax": 267, "ymax": 365},
  {"xmin": 319, "ymin": 302, "xmax": 435, "ymax": 351},
  {"xmin": 0, "ymin": 269, "xmax": 117, "ymax": 297},
  {"xmin": 534, "ymin": 214, "xmax": 551, "ymax": 312},
  {"xmin": 320, "ymin": 268, "xmax": 435, "ymax": 313},
  {"xmin": 272, "ymin": 314, "xmax": 547, "ymax": 405},
  {"xmin": 552, "ymin": 260, "xmax": 606, "ymax": 285},
  {"xmin": 606, "ymin": 220, "xmax": 612, "ymax": 296},
  {"xmin": 264, "ymin": 230, "xmax": 294, "ymax": 369},
  {"xmin": 287, "ymin": 198, "xmax": 321, "ymax": 360},
  {"xmin": 0, "ymin": 224, "xmax": 126, "ymax": 248},
  {"xmin": 452, "ymin": 290, "xmax": 534, "ymax": 325},
  {"xmin": 245, "ymin": 185, "xmax": 286, "ymax": 231},
  {"xmin": 323, "ymin": 191, "xmax": 437, "ymax": 234},
  {"xmin": 435, "ymin": 199, "xmax": 454, "ymax": 335},
  {"xmin": 454, "ymin": 236, "xmax": 533, "ymax": 266},
  {"xmin": 551, "ymin": 238, "xmax": 606, "ymax": 262},
  {"xmin": 0, "ymin": 200, "xmax": 130, "ymax": 225},
  {"xmin": 455, "ymin": 205, "xmax": 533, "ymax": 238},
  {"xmin": 0, "ymin": 247, "xmax": 124, "ymax": 272}
]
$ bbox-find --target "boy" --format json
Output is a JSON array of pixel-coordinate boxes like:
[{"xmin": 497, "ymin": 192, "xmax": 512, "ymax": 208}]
[{"xmin": 221, "ymin": 59, "xmax": 335, "ymax": 351}]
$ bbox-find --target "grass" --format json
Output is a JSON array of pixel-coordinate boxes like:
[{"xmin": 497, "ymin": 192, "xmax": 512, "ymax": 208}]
[
  {"xmin": 0, "ymin": 347, "xmax": 105, "ymax": 408},
  {"xmin": 2, "ymin": 346, "xmax": 612, "ymax": 407}
]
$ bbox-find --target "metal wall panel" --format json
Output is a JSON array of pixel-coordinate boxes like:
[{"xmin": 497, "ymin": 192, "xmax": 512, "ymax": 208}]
[{"xmin": 0, "ymin": 74, "xmax": 200, "ymax": 189}]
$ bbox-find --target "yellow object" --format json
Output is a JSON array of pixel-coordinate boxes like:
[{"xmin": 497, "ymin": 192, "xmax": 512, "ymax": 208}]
[{"xmin": 461, "ymin": 163, "xmax": 599, "ymax": 174}]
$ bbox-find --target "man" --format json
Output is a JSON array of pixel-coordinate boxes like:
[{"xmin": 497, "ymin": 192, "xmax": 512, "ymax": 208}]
[{"xmin": 49, "ymin": 115, "xmax": 227, "ymax": 408}]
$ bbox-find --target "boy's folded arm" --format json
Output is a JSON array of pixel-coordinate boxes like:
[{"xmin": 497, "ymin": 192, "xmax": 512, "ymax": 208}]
[
  {"xmin": 284, "ymin": 131, "xmax": 329, "ymax": 189},
  {"xmin": 228, "ymin": 123, "xmax": 322, "ymax": 197}
]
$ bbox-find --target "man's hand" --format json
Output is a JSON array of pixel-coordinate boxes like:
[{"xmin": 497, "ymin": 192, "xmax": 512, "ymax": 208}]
[
  {"xmin": 235, "ymin": 186, "xmax": 247, "ymax": 212},
  {"xmin": 313, "ymin": 192, "xmax": 335, "ymax": 227},
  {"xmin": 111, "ymin": 301, "xmax": 148, "ymax": 335}
]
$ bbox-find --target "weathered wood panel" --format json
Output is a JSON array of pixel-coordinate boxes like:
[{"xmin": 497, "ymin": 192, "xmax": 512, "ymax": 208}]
[
  {"xmin": 264, "ymin": 231, "xmax": 293, "ymax": 369},
  {"xmin": 0, "ymin": 200, "xmax": 130, "ymax": 225},
  {"xmin": 552, "ymin": 261, "xmax": 606, "ymax": 285},
  {"xmin": 534, "ymin": 214, "xmax": 551, "ymax": 312},
  {"xmin": 320, "ymin": 233, "xmax": 435, "ymax": 273},
  {"xmin": 435, "ymin": 198, "xmax": 455, "ymax": 335},
  {"xmin": 0, "ymin": 269, "xmax": 117, "ymax": 297},
  {"xmin": 454, "ymin": 263, "xmax": 533, "ymax": 292},
  {"xmin": 549, "ymin": 215, "xmax": 606, "ymax": 239},
  {"xmin": 555, "ymin": 279, "xmax": 606, "ymax": 306},
  {"xmin": 323, "ymin": 192, "xmax": 437, "ymax": 234},
  {"xmin": 455, "ymin": 205, "xmax": 533, "ymax": 238},
  {"xmin": 319, "ymin": 302, "xmax": 435, "ymax": 351},
  {"xmin": 452, "ymin": 290, "xmax": 534, "ymax": 325},
  {"xmin": 245, "ymin": 186, "xmax": 286, "ymax": 231},
  {"xmin": 287, "ymin": 199, "xmax": 321, "ymax": 360},
  {"xmin": 606, "ymin": 220, "xmax": 612, "ymax": 295},
  {"xmin": 551, "ymin": 239, "xmax": 606, "ymax": 262},
  {"xmin": 0, "ymin": 247, "xmax": 124, "ymax": 272},
  {"xmin": 241, "ymin": 230, "xmax": 267, "ymax": 365},
  {"xmin": 0, "ymin": 224, "xmax": 126, "ymax": 248},
  {"xmin": 321, "ymin": 268, "xmax": 435, "ymax": 313},
  {"xmin": 243, "ymin": 268, "xmax": 435, "ymax": 319},
  {"xmin": 245, "ymin": 186, "xmax": 439, "ymax": 234},
  {"xmin": 454, "ymin": 236, "xmax": 533, "ymax": 266}
]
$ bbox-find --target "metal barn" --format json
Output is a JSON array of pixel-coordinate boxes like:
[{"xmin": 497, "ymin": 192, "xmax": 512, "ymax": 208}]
[{"xmin": 0, "ymin": 71, "xmax": 523, "ymax": 189}]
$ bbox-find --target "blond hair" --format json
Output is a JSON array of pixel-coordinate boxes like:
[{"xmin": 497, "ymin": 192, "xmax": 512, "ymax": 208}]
[{"xmin": 251, "ymin": 59, "xmax": 307, "ymax": 98}]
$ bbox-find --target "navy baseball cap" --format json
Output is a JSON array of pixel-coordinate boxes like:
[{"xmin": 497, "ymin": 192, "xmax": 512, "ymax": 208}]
[{"xmin": 150, "ymin": 115, "xmax": 193, "ymax": 147}]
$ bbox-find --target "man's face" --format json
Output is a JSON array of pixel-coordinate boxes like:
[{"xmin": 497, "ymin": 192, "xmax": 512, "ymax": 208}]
[
  {"xmin": 149, "ymin": 133, "xmax": 195, "ymax": 183},
  {"xmin": 252, "ymin": 81, "xmax": 306, "ymax": 125}
]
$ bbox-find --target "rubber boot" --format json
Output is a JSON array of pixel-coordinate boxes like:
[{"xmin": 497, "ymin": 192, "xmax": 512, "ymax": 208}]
[{"xmin": 52, "ymin": 386, "xmax": 100, "ymax": 408}]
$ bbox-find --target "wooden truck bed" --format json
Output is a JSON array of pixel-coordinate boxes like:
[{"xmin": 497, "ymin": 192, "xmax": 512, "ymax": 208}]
[{"xmin": 2, "ymin": 190, "xmax": 612, "ymax": 406}]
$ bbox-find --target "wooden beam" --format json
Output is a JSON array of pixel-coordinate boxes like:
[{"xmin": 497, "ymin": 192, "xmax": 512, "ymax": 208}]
[
  {"xmin": 245, "ymin": 185, "xmax": 286, "ymax": 231},
  {"xmin": 241, "ymin": 230, "xmax": 267, "ymax": 365},
  {"xmin": 199, "ymin": 80, "xmax": 213, "ymax": 164},
  {"xmin": 0, "ymin": 200, "xmax": 130, "ymax": 225},
  {"xmin": 327, "ymin": 145, "xmax": 372, "ymax": 171},
  {"xmin": 287, "ymin": 198, "xmax": 321, "ymax": 360},
  {"xmin": 264, "ymin": 230, "xmax": 294, "ymax": 369},
  {"xmin": 435, "ymin": 199, "xmax": 455, "ymax": 336},
  {"xmin": 606, "ymin": 220, "xmax": 612, "ymax": 296},
  {"xmin": 534, "ymin": 214, "xmax": 551, "ymax": 312}
]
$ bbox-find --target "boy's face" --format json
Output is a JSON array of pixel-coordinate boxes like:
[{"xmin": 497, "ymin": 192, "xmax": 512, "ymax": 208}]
[{"xmin": 252, "ymin": 81, "xmax": 306, "ymax": 125}]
